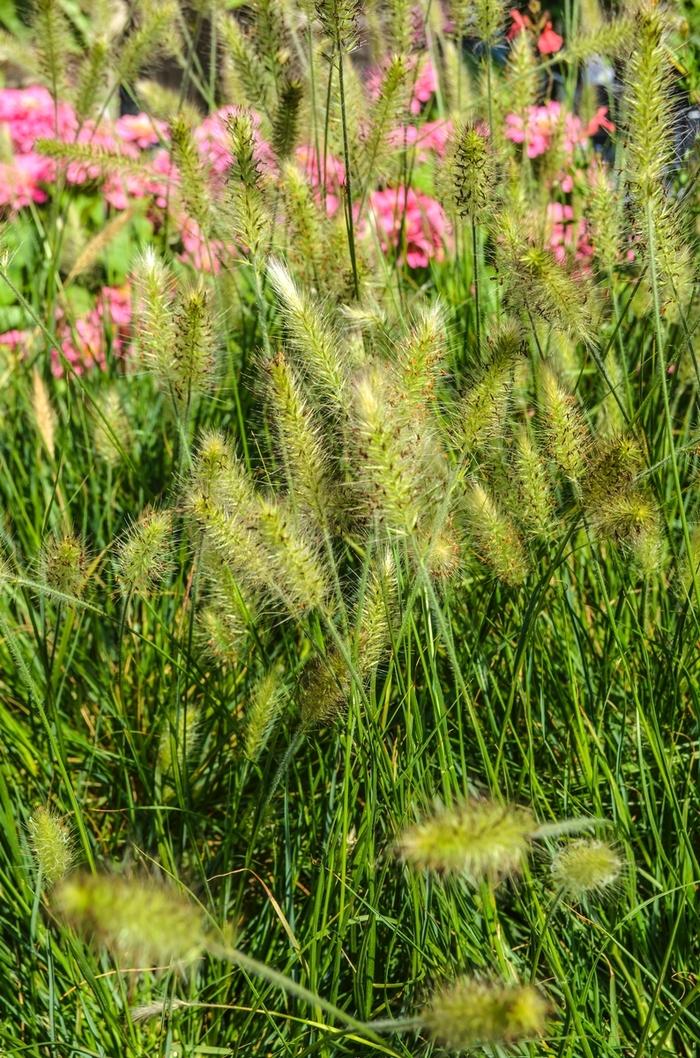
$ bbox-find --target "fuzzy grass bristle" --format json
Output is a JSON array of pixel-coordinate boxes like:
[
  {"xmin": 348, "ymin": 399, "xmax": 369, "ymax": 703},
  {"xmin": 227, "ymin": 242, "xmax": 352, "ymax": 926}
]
[
  {"xmin": 464, "ymin": 481, "xmax": 529, "ymax": 586},
  {"xmin": 444, "ymin": 122, "xmax": 497, "ymax": 219},
  {"xmin": 31, "ymin": 369, "xmax": 56, "ymax": 460},
  {"xmin": 551, "ymin": 839, "xmax": 623, "ymax": 899},
  {"xmin": 53, "ymin": 872, "xmax": 205, "ymax": 968},
  {"xmin": 93, "ymin": 389, "xmax": 130, "ymax": 466},
  {"xmin": 132, "ymin": 247, "xmax": 177, "ymax": 380},
  {"xmin": 39, "ymin": 533, "xmax": 87, "ymax": 599},
  {"xmin": 171, "ymin": 284, "xmax": 217, "ymax": 399},
  {"xmin": 315, "ymin": 0, "xmax": 361, "ymax": 51},
  {"xmin": 267, "ymin": 259, "xmax": 347, "ymax": 408},
  {"xmin": 115, "ymin": 509, "xmax": 172, "ymax": 596},
  {"xmin": 539, "ymin": 363, "xmax": 590, "ymax": 483},
  {"xmin": 300, "ymin": 550, "xmax": 396, "ymax": 726},
  {"xmin": 228, "ymin": 111, "xmax": 271, "ymax": 257},
  {"xmin": 351, "ymin": 362, "xmax": 434, "ymax": 535},
  {"xmin": 28, "ymin": 807, "xmax": 73, "ymax": 886},
  {"xmin": 265, "ymin": 349, "xmax": 334, "ymax": 527},
  {"xmin": 396, "ymin": 798, "xmax": 536, "ymax": 882},
  {"xmin": 421, "ymin": 976, "xmax": 550, "ymax": 1049},
  {"xmin": 245, "ymin": 670, "xmax": 286, "ymax": 761}
]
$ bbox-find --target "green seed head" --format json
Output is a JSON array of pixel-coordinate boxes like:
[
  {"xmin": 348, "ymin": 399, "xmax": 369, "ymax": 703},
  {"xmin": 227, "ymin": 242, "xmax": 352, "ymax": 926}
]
[
  {"xmin": 28, "ymin": 807, "xmax": 73, "ymax": 887},
  {"xmin": 551, "ymin": 839, "xmax": 622, "ymax": 900},
  {"xmin": 115, "ymin": 509, "xmax": 172, "ymax": 596},
  {"xmin": 53, "ymin": 873, "xmax": 205, "ymax": 968},
  {"xmin": 397, "ymin": 799, "xmax": 535, "ymax": 882},
  {"xmin": 421, "ymin": 976, "xmax": 550, "ymax": 1049},
  {"xmin": 39, "ymin": 534, "xmax": 88, "ymax": 599}
]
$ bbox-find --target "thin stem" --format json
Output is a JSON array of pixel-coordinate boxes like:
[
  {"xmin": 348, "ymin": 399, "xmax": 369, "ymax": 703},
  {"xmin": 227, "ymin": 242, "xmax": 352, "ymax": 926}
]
[
  {"xmin": 645, "ymin": 201, "xmax": 699, "ymax": 608},
  {"xmin": 335, "ymin": 42, "xmax": 360, "ymax": 299},
  {"xmin": 472, "ymin": 218, "xmax": 481, "ymax": 359},
  {"xmin": 212, "ymin": 945, "xmax": 385, "ymax": 1044}
]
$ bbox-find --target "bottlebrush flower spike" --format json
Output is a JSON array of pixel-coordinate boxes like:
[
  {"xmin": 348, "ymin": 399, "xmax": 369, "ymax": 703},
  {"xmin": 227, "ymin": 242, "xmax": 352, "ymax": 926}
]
[
  {"xmin": 420, "ymin": 976, "xmax": 550, "ymax": 1049},
  {"xmin": 115, "ymin": 509, "xmax": 172, "ymax": 597},
  {"xmin": 551, "ymin": 839, "xmax": 622, "ymax": 900},
  {"xmin": 464, "ymin": 481, "xmax": 529, "ymax": 586},
  {"xmin": 39, "ymin": 533, "xmax": 88, "ymax": 600},
  {"xmin": 396, "ymin": 798, "xmax": 536, "ymax": 882},
  {"xmin": 267, "ymin": 258, "xmax": 347, "ymax": 410},
  {"xmin": 28, "ymin": 807, "xmax": 74, "ymax": 887},
  {"xmin": 53, "ymin": 873, "xmax": 205, "ymax": 968},
  {"xmin": 443, "ymin": 122, "xmax": 497, "ymax": 219}
]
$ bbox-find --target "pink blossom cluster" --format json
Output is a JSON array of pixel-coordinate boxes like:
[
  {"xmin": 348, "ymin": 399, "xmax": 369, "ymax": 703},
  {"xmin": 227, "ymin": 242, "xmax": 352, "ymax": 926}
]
[
  {"xmin": 387, "ymin": 118, "xmax": 452, "ymax": 159},
  {"xmin": 0, "ymin": 86, "xmax": 70, "ymax": 207},
  {"xmin": 367, "ymin": 55, "xmax": 438, "ymax": 118},
  {"xmin": 409, "ymin": 57, "xmax": 438, "ymax": 115},
  {"xmin": 194, "ymin": 106, "xmax": 276, "ymax": 186},
  {"xmin": 546, "ymin": 202, "xmax": 593, "ymax": 265},
  {"xmin": 295, "ymin": 144, "xmax": 346, "ymax": 218},
  {"xmin": 368, "ymin": 186, "xmax": 451, "ymax": 269},
  {"xmin": 505, "ymin": 100, "xmax": 614, "ymax": 162},
  {"xmin": 0, "ymin": 328, "xmax": 32, "ymax": 355},
  {"xmin": 53, "ymin": 285, "xmax": 132, "ymax": 377},
  {"xmin": 507, "ymin": 8, "xmax": 563, "ymax": 55},
  {"xmin": 0, "ymin": 85, "xmax": 177, "ymax": 211},
  {"xmin": 295, "ymin": 142, "xmax": 452, "ymax": 269},
  {"xmin": 0, "ymin": 285, "xmax": 132, "ymax": 377},
  {"xmin": 0, "ymin": 24, "xmax": 618, "ymax": 377},
  {"xmin": 0, "ymin": 287, "xmax": 132, "ymax": 377}
]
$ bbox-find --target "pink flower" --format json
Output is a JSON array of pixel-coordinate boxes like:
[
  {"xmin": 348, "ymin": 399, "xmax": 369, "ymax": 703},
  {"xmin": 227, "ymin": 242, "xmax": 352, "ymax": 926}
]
[
  {"xmin": 505, "ymin": 106, "xmax": 555, "ymax": 158},
  {"xmin": 0, "ymin": 85, "xmax": 76, "ymax": 153},
  {"xmin": 0, "ymin": 153, "xmax": 53, "ymax": 209},
  {"xmin": 148, "ymin": 148, "xmax": 179, "ymax": 208},
  {"xmin": 506, "ymin": 101, "xmax": 596, "ymax": 159},
  {"xmin": 410, "ymin": 57, "xmax": 438, "ymax": 115},
  {"xmin": 295, "ymin": 144, "xmax": 346, "ymax": 217},
  {"xmin": 0, "ymin": 329, "xmax": 31, "ymax": 352},
  {"xmin": 368, "ymin": 55, "xmax": 437, "ymax": 116},
  {"xmin": 387, "ymin": 119, "xmax": 453, "ymax": 158},
  {"xmin": 546, "ymin": 201, "xmax": 592, "ymax": 264},
  {"xmin": 507, "ymin": 9, "xmax": 532, "ymax": 39},
  {"xmin": 538, "ymin": 22, "xmax": 563, "ymax": 54},
  {"xmin": 100, "ymin": 285, "xmax": 132, "ymax": 329},
  {"xmin": 179, "ymin": 215, "xmax": 230, "ymax": 274},
  {"xmin": 53, "ymin": 310, "xmax": 106, "ymax": 376},
  {"xmin": 115, "ymin": 113, "xmax": 168, "ymax": 149},
  {"xmin": 62, "ymin": 120, "xmax": 138, "ymax": 185},
  {"xmin": 586, "ymin": 106, "xmax": 615, "ymax": 137},
  {"xmin": 51, "ymin": 285, "xmax": 133, "ymax": 377},
  {"xmin": 103, "ymin": 148, "xmax": 178, "ymax": 210},
  {"xmin": 296, "ymin": 144, "xmax": 346, "ymax": 188},
  {"xmin": 369, "ymin": 186, "xmax": 451, "ymax": 269}
]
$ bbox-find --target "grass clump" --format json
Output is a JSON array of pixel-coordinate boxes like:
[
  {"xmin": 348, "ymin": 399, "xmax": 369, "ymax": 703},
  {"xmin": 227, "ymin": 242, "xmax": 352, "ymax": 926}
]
[{"xmin": 0, "ymin": 1, "xmax": 698, "ymax": 1054}]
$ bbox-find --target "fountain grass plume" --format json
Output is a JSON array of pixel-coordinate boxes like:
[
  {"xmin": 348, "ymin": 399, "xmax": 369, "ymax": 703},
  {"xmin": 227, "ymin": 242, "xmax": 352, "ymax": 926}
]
[
  {"xmin": 396, "ymin": 798, "xmax": 536, "ymax": 882},
  {"xmin": 53, "ymin": 872, "xmax": 205, "ymax": 968},
  {"xmin": 539, "ymin": 362, "xmax": 590, "ymax": 483},
  {"xmin": 267, "ymin": 258, "xmax": 348, "ymax": 410},
  {"xmin": 420, "ymin": 976, "xmax": 550, "ymax": 1049},
  {"xmin": 551, "ymin": 839, "xmax": 623, "ymax": 900},
  {"xmin": 463, "ymin": 481, "xmax": 529, "ymax": 586},
  {"xmin": 265, "ymin": 349, "xmax": 334, "ymax": 528},
  {"xmin": 28, "ymin": 807, "xmax": 74, "ymax": 887},
  {"xmin": 39, "ymin": 533, "xmax": 88, "ymax": 600},
  {"xmin": 115, "ymin": 508, "xmax": 173, "ymax": 597}
]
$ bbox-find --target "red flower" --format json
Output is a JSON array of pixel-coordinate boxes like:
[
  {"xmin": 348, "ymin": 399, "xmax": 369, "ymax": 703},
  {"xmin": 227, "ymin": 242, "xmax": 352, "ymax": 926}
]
[
  {"xmin": 586, "ymin": 107, "xmax": 615, "ymax": 136},
  {"xmin": 507, "ymin": 9, "xmax": 532, "ymax": 40},
  {"xmin": 537, "ymin": 22, "xmax": 563, "ymax": 54}
]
